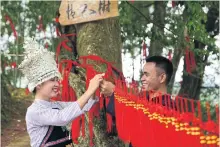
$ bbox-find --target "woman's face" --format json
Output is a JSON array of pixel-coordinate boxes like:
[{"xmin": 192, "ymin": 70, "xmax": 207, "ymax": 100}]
[{"xmin": 36, "ymin": 77, "xmax": 60, "ymax": 99}]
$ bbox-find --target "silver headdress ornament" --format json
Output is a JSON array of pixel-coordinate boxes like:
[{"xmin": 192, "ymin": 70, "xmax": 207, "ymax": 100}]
[{"xmin": 18, "ymin": 37, "xmax": 61, "ymax": 92}]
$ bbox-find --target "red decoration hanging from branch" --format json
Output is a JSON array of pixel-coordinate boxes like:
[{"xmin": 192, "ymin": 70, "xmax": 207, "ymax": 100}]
[
  {"xmin": 172, "ymin": 1, "xmax": 176, "ymax": 8},
  {"xmin": 11, "ymin": 62, "xmax": 17, "ymax": 68},
  {"xmin": 36, "ymin": 15, "xmax": 48, "ymax": 48},
  {"xmin": 25, "ymin": 88, "xmax": 30, "ymax": 95},
  {"xmin": 37, "ymin": 15, "xmax": 43, "ymax": 31},
  {"xmin": 55, "ymin": 54, "xmax": 218, "ymax": 147},
  {"xmin": 55, "ymin": 17, "xmax": 61, "ymax": 37},
  {"xmin": 168, "ymin": 49, "xmax": 172, "ymax": 61},
  {"xmin": 5, "ymin": 15, "xmax": 18, "ymax": 40},
  {"xmin": 189, "ymin": 50, "xmax": 196, "ymax": 70},
  {"xmin": 185, "ymin": 48, "xmax": 191, "ymax": 74},
  {"xmin": 185, "ymin": 48, "xmax": 197, "ymax": 74},
  {"xmin": 184, "ymin": 29, "xmax": 196, "ymax": 74},
  {"xmin": 142, "ymin": 40, "xmax": 147, "ymax": 57}
]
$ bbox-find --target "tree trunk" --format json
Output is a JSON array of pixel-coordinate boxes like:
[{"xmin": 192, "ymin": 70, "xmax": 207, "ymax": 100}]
[
  {"xmin": 149, "ymin": 1, "xmax": 166, "ymax": 56},
  {"xmin": 168, "ymin": 48, "xmax": 183, "ymax": 93},
  {"xmin": 67, "ymin": 17, "xmax": 124, "ymax": 147},
  {"xmin": 1, "ymin": 73, "xmax": 13, "ymax": 126},
  {"xmin": 178, "ymin": 44, "xmax": 205, "ymax": 100},
  {"xmin": 76, "ymin": 18, "xmax": 122, "ymax": 70},
  {"xmin": 168, "ymin": 3, "xmax": 188, "ymax": 94}
]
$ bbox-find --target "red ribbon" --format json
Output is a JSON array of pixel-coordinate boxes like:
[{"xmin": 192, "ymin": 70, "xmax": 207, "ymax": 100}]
[
  {"xmin": 11, "ymin": 62, "xmax": 17, "ymax": 68},
  {"xmin": 143, "ymin": 41, "xmax": 147, "ymax": 57},
  {"xmin": 56, "ymin": 40, "xmax": 72, "ymax": 63},
  {"xmin": 168, "ymin": 50, "xmax": 172, "ymax": 60},
  {"xmin": 5, "ymin": 15, "xmax": 18, "ymax": 40},
  {"xmin": 37, "ymin": 16, "xmax": 43, "ymax": 31},
  {"xmin": 25, "ymin": 88, "xmax": 30, "ymax": 95},
  {"xmin": 185, "ymin": 48, "xmax": 191, "ymax": 74},
  {"xmin": 55, "ymin": 17, "xmax": 61, "ymax": 37},
  {"xmin": 172, "ymin": 1, "xmax": 176, "ymax": 7},
  {"xmin": 189, "ymin": 50, "xmax": 196, "ymax": 70},
  {"xmin": 71, "ymin": 116, "xmax": 81, "ymax": 144}
]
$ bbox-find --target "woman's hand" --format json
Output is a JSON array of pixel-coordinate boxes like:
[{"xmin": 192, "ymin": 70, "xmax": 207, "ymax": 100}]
[{"xmin": 87, "ymin": 73, "xmax": 105, "ymax": 93}]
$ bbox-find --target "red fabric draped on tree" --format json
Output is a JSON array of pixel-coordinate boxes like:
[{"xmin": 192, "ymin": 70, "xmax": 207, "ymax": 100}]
[{"xmin": 55, "ymin": 51, "xmax": 218, "ymax": 147}]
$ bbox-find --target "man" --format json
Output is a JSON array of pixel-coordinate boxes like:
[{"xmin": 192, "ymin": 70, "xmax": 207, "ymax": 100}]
[
  {"xmin": 101, "ymin": 55, "xmax": 174, "ymax": 114},
  {"xmin": 100, "ymin": 56, "xmax": 174, "ymax": 146}
]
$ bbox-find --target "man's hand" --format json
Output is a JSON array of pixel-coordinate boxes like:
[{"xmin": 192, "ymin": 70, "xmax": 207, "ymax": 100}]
[{"xmin": 100, "ymin": 80, "xmax": 115, "ymax": 97}]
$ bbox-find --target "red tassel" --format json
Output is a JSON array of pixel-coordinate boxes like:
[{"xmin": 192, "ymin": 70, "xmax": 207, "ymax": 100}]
[
  {"xmin": 45, "ymin": 42, "xmax": 49, "ymax": 49},
  {"xmin": 185, "ymin": 49, "xmax": 197, "ymax": 74},
  {"xmin": 88, "ymin": 111, "xmax": 94, "ymax": 147},
  {"xmin": 143, "ymin": 41, "xmax": 147, "ymax": 57},
  {"xmin": 55, "ymin": 17, "xmax": 59, "ymax": 23},
  {"xmin": 11, "ymin": 62, "xmax": 17, "ymax": 68},
  {"xmin": 5, "ymin": 15, "xmax": 18, "ymax": 40},
  {"xmin": 206, "ymin": 102, "xmax": 211, "ymax": 121},
  {"xmin": 189, "ymin": 50, "xmax": 196, "ymax": 71},
  {"xmin": 60, "ymin": 61, "xmax": 72, "ymax": 101},
  {"xmin": 172, "ymin": 1, "xmax": 176, "ymax": 8},
  {"xmin": 197, "ymin": 101, "xmax": 202, "ymax": 122},
  {"xmin": 69, "ymin": 87, "xmax": 77, "ymax": 101},
  {"xmin": 56, "ymin": 27, "xmax": 61, "ymax": 37},
  {"xmin": 168, "ymin": 50, "xmax": 172, "ymax": 61},
  {"xmin": 37, "ymin": 15, "xmax": 43, "ymax": 31},
  {"xmin": 71, "ymin": 116, "xmax": 81, "ymax": 144},
  {"xmin": 62, "ymin": 40, "xmax": 72, "ymax": 51},
  {"xmin": 215, "ymin": 105, "xmax": 219, "ymax": 124},
  {"xmin": 56, "ymin": 42, "xmax": 62, "ymax": 63},
  {"xmin": 25, "ymin": 88, "xmax": 30, "ymax": 95},
  {"xmin": 61, "ymin": 33, "xmax": 76, "ymax": 38},
  {"xmin": 61, "ymin": 72, "xmax": 68, "ymax": 101},
  {"xmin": 81, "ymin": 115, "xmax": 85, "ymax": 137},
  {"xmin": 185, "ymin": 36, "xmax": 190, "ymax": 42},
  {"xmin": 54, "ymin": 17, "xmax": 62, "ymax": 37},
  {"xmin": 106, "ymin": 113, "xmax": 112, "ymax": 133},
  {"xmin": 56, "ymin": 40, "xmax": 72, "ymax": 63},
  {"xmin": 185, "ymin": 48, "xmax": 191, "ymax": 74}
]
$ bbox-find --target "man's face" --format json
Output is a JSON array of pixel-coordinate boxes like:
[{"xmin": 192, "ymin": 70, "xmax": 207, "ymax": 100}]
[{"xmin": 141, "ymin": 62, "xmax": 164, "ymax": 91}]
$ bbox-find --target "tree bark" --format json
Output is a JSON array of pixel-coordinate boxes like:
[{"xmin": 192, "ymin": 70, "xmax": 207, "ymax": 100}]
[
  {"xmin": 168, "ymin": 48, "xmax": 183, "ymax": 93},
  {"xmin": 149, "ymin": 1, "xmax": 166, "ymax": 56},
  {"xmin": 76, "ymin": 18, "xmax": 122, "ymax": 70},
  {"xmin": 67, "ymin": 17, "xmax": 124, "ymax": 147}
]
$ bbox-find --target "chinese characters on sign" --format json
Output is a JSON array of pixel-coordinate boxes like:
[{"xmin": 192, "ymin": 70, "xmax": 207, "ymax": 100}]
[{"xmin": 59, "ymin": 0, "xmax": 119, "ymax": 25}]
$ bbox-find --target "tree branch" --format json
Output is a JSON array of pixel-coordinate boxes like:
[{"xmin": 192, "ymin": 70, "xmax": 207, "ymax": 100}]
[{"xmin": 143, "ymin": 3, "xmax": 154, "ymax": 8}]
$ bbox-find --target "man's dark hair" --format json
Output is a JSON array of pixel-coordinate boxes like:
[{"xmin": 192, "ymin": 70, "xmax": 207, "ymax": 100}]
[{"xmin": 146, "ymin": 56, "xmax": 173, "ymax": 85}]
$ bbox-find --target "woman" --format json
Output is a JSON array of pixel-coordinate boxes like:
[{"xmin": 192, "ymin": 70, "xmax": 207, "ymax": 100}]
[{"xmin": 19, "ymin": 38, "xmax": 103, "ymax": 147}]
